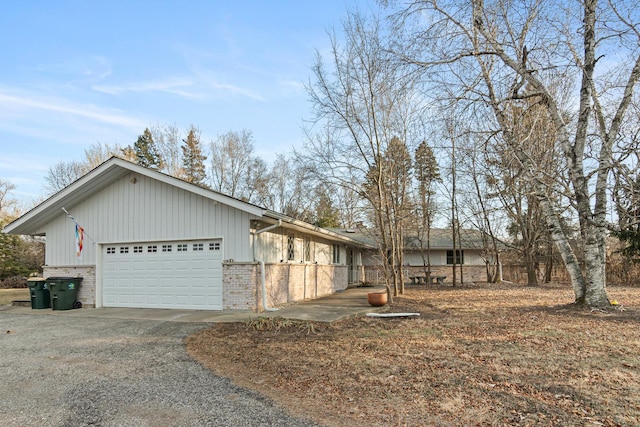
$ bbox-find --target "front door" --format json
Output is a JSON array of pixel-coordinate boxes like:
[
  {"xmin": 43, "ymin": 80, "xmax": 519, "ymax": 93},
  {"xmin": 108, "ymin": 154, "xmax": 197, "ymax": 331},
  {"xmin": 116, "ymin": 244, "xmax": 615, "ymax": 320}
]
[{"xmin": 348, "ymin": 249, "xmax": 355, "ymax": 283}]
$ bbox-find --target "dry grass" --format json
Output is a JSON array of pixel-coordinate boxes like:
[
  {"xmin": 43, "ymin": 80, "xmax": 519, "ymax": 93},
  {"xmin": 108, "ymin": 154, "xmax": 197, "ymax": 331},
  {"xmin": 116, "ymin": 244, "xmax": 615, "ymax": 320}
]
[
  {"xmin": 187, "ymin": 282, "xmax": 640, "ymax": 426},
  {"xmin": 0, "ymin": 288, "xmax": 29, "ymax": 305}
]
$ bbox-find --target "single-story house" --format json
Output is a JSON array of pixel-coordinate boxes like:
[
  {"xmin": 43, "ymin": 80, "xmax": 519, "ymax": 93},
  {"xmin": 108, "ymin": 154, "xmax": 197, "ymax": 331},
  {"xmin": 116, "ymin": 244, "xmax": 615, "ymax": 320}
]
[
  {"xmin": 330, "ymin": 228, "xmax": 492, "ymax": 283},
  {"xmin": 3, "ymin": 157, "xmax": 373, "ymax": 311}
]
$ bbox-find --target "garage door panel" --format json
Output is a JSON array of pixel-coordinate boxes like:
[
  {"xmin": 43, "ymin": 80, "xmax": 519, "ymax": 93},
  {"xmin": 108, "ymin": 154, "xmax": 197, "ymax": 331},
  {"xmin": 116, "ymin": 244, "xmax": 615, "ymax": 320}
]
[{"xmin": 103, "ymin": 239, "xmax": 223, "ymax": 310}]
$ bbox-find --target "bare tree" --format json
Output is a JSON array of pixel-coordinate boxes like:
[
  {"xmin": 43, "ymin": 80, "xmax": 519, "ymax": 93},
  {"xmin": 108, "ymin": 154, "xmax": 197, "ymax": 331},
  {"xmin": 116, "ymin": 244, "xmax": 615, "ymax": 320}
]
[
  {"xmin": 209, "ymin": 129, "xmax": 255, "ymax": 199},
  {"xmin": 0, "ymin": 179, "xmax": 16, "ymax": 217},
  {"xmin": 84, "ymin": 142, "xmax": 121, "ymax": 169},
  {"xmin": 43, "ymin": 160, "xmax": 87, "ymax": 195},
  {"xmin": 302, "ymin": 12, "xmax": 426, "ymax": 298},
  {"xmin": 151, "ymin": 123, "xmax": 183, "ymax": 178},
  {"xmin": 262, "ymin": 154, "xmax": 314, "ymax": 220},
  {"xmin": 389, "ymin": 0, "xmax": 640, "ymax": 307},
  {"xmin": 473, "ymin": 91, "xmax": 567, "ymax": 286},
  {"xmin": 414, "ymin": 140, "xmax": 441, "ymax": 274}
]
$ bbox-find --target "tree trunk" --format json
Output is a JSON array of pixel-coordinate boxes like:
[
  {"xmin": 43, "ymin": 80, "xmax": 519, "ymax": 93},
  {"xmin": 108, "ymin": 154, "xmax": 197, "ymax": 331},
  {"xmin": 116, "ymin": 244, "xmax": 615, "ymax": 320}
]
[
  {"xmin": 525, "ymin": 252, "xmax": 539, "ymax": 286},
  {"xmin": 537, "ymin": 190, "xmax": 585, "ymax": 302}
]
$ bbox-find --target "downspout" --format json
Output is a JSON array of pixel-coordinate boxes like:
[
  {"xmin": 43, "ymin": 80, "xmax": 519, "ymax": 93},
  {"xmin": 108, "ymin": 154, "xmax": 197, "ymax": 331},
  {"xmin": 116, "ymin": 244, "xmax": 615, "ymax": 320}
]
[{"xmin": 253, "ymin": 219, "xmax": 282, "ymax": 312}]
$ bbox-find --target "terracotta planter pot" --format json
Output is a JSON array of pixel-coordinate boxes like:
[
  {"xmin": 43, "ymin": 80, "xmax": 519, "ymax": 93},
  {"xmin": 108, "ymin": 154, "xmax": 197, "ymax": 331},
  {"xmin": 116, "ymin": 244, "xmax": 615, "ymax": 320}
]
[{"xmin": 367, "ymin": 291, "xmax": 388, "ymax": 306}]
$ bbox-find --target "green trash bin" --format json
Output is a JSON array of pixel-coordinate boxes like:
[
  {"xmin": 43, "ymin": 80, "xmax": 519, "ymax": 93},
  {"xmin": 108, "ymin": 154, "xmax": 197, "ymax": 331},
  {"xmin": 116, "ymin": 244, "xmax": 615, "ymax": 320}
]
[
  {"xmin": 27, "ymin": 277, "xmax": 50, "ymax": 309},
  {"xmin": 46, "ymin": 277, "xmax": 83, "ymax": 310}
]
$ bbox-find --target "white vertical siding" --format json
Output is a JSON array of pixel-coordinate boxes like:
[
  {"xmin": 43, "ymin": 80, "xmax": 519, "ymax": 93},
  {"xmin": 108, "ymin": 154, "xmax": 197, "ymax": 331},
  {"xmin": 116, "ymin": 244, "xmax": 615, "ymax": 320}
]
[
  {"xmin": 255, "ymin": 228, "xmax": 350, "ymax": 266},
  {"xmin": 44, "ymin": 172, "xmax": 254, "ymax": 266},
  {"xmin": 402, "ymin": 250, "xmax": 485, "ymax": 266}
]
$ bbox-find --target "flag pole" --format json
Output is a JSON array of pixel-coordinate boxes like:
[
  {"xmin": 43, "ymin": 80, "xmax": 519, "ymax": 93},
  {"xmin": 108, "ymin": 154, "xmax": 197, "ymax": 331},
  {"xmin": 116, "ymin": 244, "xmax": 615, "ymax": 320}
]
[{"xmin": 61, "ymin": 207, "xmax": 96, "ymax": 243}]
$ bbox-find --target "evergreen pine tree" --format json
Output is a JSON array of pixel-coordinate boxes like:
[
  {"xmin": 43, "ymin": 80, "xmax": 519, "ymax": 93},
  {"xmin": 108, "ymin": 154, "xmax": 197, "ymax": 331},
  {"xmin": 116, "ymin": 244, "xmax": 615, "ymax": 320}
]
[
  {"xmin": 181, "ymin": 127, "xmax": 207, "ymax": 185},
  {"xmin": 134, "ymin": 128, "xmax": 163, "ymax": 170}
]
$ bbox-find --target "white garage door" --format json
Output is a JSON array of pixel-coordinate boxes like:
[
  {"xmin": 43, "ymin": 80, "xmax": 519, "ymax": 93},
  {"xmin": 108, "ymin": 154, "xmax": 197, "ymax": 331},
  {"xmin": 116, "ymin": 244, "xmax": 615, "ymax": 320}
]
[{"xmin": 102, "ymin": 239, "xmax": 223, "ymax": 310}]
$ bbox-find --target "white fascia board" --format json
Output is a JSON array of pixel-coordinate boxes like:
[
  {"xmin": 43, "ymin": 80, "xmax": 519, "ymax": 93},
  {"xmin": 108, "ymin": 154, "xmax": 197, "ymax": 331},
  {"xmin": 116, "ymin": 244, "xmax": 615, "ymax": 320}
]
[
  {"xmin": 3, "ymin": 157, "xmax": 264, "ymax": 235},
  {"xmin": 3, "ymin": 158, "xmax": 126, "ymax": 235},
  {"xmin": 263, "ymin": 211, "xmax": 375, "ymax": 248}
]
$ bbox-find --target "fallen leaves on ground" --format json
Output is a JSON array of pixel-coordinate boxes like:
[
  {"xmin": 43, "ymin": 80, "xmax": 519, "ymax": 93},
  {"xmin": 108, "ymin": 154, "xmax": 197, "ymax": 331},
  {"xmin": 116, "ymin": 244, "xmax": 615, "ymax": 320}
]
[{"xmin": 186, "ymin": 282, "xmax": 640, "ymax": 426}]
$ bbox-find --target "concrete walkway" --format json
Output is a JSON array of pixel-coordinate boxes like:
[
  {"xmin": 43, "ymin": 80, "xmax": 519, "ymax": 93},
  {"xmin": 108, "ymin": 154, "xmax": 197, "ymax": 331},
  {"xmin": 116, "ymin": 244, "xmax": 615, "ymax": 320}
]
[{"xmin": 1, "ymin": 285, "xmax": 388, "ymax": 323}]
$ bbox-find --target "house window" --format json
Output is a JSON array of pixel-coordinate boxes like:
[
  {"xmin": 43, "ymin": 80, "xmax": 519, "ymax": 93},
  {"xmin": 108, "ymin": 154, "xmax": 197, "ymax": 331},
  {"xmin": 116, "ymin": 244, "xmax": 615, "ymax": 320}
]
[
  {"xmin": 162, "ymin": 244, "xmax": 172, "ymax": 252},
  {"xmin": 304, "ymin": 237, "xmax": 312, "ymax": 262},
  {"xmin": 332, "ymin": 244, "xmax": 341, "ymax": 264},
  {"xmin": 287, "ymin": 234, "xmax": 295, "ymax": 261},
  {"xmin": 446, "ymin": 250, "xmax": 464, "ymax": 265}
]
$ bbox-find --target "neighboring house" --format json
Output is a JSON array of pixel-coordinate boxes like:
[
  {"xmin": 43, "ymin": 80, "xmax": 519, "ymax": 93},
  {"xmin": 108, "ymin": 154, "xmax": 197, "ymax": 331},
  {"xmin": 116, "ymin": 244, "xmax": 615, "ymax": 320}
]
[
  {"xmin": 2, "ymin": 157, "xmax": 373, "ymax": 311},
  {"xmin": 331, "ymin": 228, "xmax": 492, "ymax": 283}
]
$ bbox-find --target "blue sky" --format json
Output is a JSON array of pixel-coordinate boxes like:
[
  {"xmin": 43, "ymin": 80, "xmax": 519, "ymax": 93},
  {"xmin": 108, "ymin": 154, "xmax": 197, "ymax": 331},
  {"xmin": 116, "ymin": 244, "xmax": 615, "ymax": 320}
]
[{"xmin": 0, "ymin": 0, "xmax": 377, "ymax": 208}]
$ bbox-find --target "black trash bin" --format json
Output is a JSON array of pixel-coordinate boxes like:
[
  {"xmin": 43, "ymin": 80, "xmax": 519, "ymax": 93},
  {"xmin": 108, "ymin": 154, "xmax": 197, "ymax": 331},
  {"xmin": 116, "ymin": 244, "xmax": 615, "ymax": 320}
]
[
  {"xmin": 46, "ymin": 277, "xmax": 83, "ymax": 310},
  {"xmin": 27, "ymin": 277, "xmax": 50, "ymax": 309}
]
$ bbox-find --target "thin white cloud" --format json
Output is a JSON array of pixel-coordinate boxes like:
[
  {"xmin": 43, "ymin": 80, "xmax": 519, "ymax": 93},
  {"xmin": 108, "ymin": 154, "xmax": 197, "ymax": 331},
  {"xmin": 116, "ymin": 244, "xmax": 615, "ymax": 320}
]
[
  {"xmin": 29, "ymin": 55, "xmax": 113, "ymax": 83},
  {"xmin": 0, "ymin": 89, "xmax": 146, "ymax": 131},
  {"xmin": 206, "ymin": 80, "xmax": 265, "ymax": 101},
  {"xmin": 278, "ymin": 79, "xmax": 306, "ymax": 94},
  {"xmin": 93, "ymin": 73, "xmax": 265, "ymax": 102},
  {"xmin": 92, "ymin": 77, "xmax": 205, "ymax": 100}
]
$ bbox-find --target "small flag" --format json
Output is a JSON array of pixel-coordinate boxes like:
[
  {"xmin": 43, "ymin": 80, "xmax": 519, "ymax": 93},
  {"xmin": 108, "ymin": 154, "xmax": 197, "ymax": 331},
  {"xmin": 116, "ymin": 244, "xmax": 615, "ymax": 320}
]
[
  {"xmin": 62, "ymin": 207, "xmax": 94, "ymax": 260},
  {"xmin": 75, "ymin": 223, "xmax": 84, "ymax": 259}
]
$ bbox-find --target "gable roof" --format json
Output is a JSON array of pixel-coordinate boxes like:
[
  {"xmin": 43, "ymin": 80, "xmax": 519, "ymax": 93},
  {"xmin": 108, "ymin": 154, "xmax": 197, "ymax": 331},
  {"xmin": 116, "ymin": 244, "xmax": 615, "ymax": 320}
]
[
  {"xmin": 2, "ymin": 156, "xmax": 264, "ymax": 236},
  {"xmin": 262, "ymin": 211, "xmax": 375, "ymax": 249},
  {"xmin": 329, "ymin": 228, "xmax": 495, "ymax": 250},
  {"xmin": 2, "ymin": 157, "xmax": 374, "ymax": 249}
]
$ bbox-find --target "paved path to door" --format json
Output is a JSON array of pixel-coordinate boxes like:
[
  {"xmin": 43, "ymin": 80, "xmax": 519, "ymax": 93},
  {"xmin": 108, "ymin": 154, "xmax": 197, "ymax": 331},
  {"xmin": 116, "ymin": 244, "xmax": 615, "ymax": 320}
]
[{"xmin": 3, "ymin": 285, "xmax": 387, "ymax": 323}]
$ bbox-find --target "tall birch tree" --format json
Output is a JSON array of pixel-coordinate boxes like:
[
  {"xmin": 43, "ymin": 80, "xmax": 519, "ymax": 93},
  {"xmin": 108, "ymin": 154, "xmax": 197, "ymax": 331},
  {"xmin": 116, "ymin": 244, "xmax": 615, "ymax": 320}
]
[{"xmin": 390, "ymin": 0, "xmax": 640, "ymax": 307}]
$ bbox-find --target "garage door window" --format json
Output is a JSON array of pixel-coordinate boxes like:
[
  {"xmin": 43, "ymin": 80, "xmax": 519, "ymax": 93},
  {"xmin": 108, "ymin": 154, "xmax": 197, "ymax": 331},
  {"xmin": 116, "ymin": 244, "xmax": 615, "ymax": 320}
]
[
  {"xmin": 107, "ymin": 247, "xmax": 116, "ymax": 254},
  {"xmin": 133, "ymin": 246, "xmax": 143, "ymax": 253},
  {"xmin": 193, "ymin": 243, "xmax": 204, "ymax": 251},
  {"xmin": 120, "ymin": 247, "xmax": 129, "ymax": 254},
  {"xmin": 162, "ymin": 244, "xmax": 172, "ymax": 252},
  {"xmin": 177, "ymin": 244, "xmax": 188, "ymax": 252},
  {"xmin": 209, "ymin": 242, "xmax": 220, "ymax": 251}
]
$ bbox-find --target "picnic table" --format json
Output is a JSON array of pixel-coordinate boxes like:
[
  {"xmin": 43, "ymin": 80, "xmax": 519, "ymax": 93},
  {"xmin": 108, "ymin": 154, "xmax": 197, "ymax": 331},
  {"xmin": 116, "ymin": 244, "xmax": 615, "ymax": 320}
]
[{"xmin": 409, "ymin": 274, "xmax": 447, "ymax": 285}]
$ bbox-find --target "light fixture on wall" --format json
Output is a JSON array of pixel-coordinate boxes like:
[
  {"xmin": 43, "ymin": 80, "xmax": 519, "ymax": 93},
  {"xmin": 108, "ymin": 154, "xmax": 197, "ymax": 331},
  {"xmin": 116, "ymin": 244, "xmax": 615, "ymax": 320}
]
[{"xmin": 130, "ymin": 177, "xmax": 137, "ymax": 184}]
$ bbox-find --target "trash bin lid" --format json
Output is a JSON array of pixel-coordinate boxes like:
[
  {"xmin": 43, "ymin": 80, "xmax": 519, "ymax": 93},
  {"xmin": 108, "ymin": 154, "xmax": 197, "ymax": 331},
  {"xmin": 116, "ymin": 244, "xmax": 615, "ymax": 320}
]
[
  {"xmin": 27, "ymin": 277, "xmax": 46, "ymax": 282},
  {"xmin": 46, "ymin": 277, "xmax": 83, "ymax": 281}
]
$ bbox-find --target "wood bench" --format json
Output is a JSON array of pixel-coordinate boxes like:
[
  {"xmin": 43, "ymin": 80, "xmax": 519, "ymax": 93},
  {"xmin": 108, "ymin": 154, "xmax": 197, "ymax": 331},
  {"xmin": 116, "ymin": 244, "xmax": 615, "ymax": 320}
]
[
  {"xmin": 409, "ymin": 275, "xmax": 447, "ymax": 285},
  {"xmin": 430, "ymin": 275, "xmax": 447, "ymax": 285}
]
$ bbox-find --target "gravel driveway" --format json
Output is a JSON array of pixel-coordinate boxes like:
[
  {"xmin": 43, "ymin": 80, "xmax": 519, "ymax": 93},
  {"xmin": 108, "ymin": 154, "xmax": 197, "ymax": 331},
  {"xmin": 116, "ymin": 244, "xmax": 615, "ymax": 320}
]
[{"xmin": 0, "ymin": 312, "xmax": 318, "ymax": 427}]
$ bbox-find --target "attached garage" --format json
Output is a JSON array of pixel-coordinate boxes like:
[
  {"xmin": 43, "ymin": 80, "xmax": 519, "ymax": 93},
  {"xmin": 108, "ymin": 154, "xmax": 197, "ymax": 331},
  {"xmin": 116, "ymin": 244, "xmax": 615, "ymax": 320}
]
[
  {"xmin": 102, "ymin": 239, "xmax": 223, "ymax": 310},
  {"xmin": 3, "ymin": 157, "xmax": 371, "ymax": 311}
]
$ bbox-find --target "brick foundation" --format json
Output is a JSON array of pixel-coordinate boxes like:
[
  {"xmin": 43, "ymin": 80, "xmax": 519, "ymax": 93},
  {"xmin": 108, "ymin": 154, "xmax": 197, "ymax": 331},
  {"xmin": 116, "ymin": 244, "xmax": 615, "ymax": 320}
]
[
  {"xmin": 222, "ymin": 263, "xmax": 259, "ymax": 311},
  {"xmin": 363, "ymin": 265, "xmax": 488, "ymax": 284},
  {"xmin": 42, "ymin": 265, "xmax": 96, "ymax": 308},
  {"xmin": 41, "ymin": 263, "xmax": 350, "ymax": 312},
  {"xmin": 224, "ymin": 262, "xmax": 348, "ymax": 311}
]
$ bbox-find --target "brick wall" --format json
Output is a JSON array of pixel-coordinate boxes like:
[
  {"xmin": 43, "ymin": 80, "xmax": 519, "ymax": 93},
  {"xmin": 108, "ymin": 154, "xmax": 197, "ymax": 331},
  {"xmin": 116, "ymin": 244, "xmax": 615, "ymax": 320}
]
[
  {"xmin": 222, "ymin": 262, "xmax": 259, "ymax": 310},
  {"xmin": 42, "ymin": 265, "xmax": 96, "ymax": 308},
  {"xmin": 40, "ymin": 262, "xmax": 351, "ymax": 312},
  {"xmin": 225, "ymin": 263, "xmax": 349, "ymax": 311},
  {"xmin": 363, "ymin": 265, "xmax": 488, "ymax": 284}
]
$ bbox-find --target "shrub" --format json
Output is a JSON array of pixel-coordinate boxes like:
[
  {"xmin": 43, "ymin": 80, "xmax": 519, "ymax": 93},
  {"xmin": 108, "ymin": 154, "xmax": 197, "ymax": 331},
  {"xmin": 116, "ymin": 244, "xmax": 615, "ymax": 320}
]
[{"xmin": 0, "ymin": 276, "xmax": 27, "ymax": 289}]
